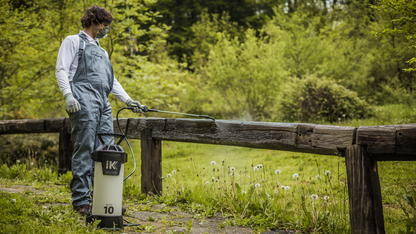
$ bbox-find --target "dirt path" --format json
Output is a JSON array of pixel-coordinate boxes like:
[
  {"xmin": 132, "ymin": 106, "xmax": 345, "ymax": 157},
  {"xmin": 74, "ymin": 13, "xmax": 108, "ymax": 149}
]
[{"xmin": 1, "ymin": 185, "xmax": 295, "ymax": 234}]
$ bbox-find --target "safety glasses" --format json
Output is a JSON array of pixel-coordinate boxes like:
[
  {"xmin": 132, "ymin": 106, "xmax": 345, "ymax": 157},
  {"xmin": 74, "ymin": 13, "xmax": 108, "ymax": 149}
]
[{"xmin": 95, "ymin": 18, "xmax": 112, "ymax": 27}]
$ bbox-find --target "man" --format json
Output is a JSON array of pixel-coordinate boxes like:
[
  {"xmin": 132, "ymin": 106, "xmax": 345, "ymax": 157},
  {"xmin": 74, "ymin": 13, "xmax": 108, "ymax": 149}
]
[{"xmin": 55, "ymin": 5, "xmax": 143, "ymax": 215}]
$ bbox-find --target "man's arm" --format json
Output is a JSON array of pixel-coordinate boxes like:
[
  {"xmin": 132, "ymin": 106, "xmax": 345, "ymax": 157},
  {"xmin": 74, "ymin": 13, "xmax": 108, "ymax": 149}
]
[
  {"xmin": 55, "ymin": 36, "xmax": 77, "ymax": 96},
  {"xmin": 56, "ymin": 36, "xmax": 81, "ymax": 113},
  {"xmin": 112, "ymin": 77, "xmax": 131, "ymax": 104},
  {"xmin": 112, "ymin": 77, "xmax": 145, "ymax": 113}
]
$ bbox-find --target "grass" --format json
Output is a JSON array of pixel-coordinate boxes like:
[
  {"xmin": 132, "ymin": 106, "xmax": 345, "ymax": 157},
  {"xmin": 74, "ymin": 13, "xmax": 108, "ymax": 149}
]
[
  {"xmin": 0, "ymin": 103, "xmax": 415, "ymax": 233},
  {"xmin": 120, "ymin": 103, "xmax": 416, "ymax": 233},
  {"xmin": 121, "ymin": 140, "xmax": 416, "ymax": 233}
]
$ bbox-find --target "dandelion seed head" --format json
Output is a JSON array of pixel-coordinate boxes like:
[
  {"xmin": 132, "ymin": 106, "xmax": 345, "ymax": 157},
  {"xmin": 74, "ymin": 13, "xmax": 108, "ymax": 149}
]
[
  {"xmin": 30, "ymin": 162, "xmax": 34, "ymax": 166},
  {"xmin": 324, "ymin": 196, "xmax": 330, "ymax": 200},
  {"xmin": 325, "ymin": 171, "xmax": 331, "ymax": 176},
  {"xmin": 316, "ymin": 175, "xmax": 321, "ymax": 180},
  {"xmin": 16, "ymin": 160, "xmax": 20, "ymax": 163},
  {"xmin": 255, "ymin": 183, "xmax": 261, "ymax": 188},
  {"xmin": 274, "ymin": 189, "xmax": 279, "ymax": 194},
  {"xmin": 311, "ymin": 194, "xmax": 319, "ymax": 200},
  {"xmin": 211, "ymin": 161, "xmax": 216, "ymax": 166},
  {"xmin": 172, "ymin": 170, "xmax": 177, "ymax": 174},
  {"xmin": 242, "ymin": 191, "xmax": 247, "ymax": 194},
  {"xmin": 257, "ymin": 164, "xmax": 263, "ymax": 169},
  {"xmin": 281, "ymin": 186, "xmax": 285, "ymax": 189},
  {"xmin": 275, "ymin": 169, "xmax": 281, "ymax": 175},
  {"xmin": 284, "ymin": 186, "xmax": 290, "ymax": 191},
  {"xmin": 253, "ymin": 166, "xmax": 259, "ymax": 172},
  {"xmin": 293, "ymin": 173, "xmax": 299, "ymax": 179},
  {"xmin": 230, "ymin": 173, "xmax": 234, "ymax": 177},
  {"xmin": 212, "ymin": 177, "xmax": 215, "ymax": 181},
  {"xmin": 230, "ymin": 167, "xmax": 235, "ymax": 172},
  {"xmin": 206, "ymin": 181, "xmax": 209, "ymax": 185},
  {"xmin": 167, "ymin": 174, "xmax": 172, "ymax": 178},
  {"xmin": 276, "ymin": 182, "xmax": 280, "ymax": 186}
]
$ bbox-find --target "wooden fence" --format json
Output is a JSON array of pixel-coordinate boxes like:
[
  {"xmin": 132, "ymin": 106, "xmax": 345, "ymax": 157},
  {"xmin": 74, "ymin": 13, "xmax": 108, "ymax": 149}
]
[{"xmin": 1, "ymin": 117, "xmax": 415, "ymax": 234}]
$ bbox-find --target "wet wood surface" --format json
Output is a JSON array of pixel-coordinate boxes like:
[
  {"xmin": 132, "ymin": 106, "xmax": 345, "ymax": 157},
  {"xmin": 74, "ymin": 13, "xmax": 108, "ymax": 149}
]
[{"xmin": 1, "ymin": 118, "xmax": 415, "ymax": 158}]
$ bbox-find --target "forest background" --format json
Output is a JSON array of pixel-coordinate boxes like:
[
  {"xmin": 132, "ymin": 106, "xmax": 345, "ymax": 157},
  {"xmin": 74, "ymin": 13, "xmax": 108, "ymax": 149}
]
[
  {"xmin": 1, "ymin": 0, "xmax": 415, "ymax": 122},
  {"xmin": 1, "ymin": 0, "xmax": 416, "ymax": 233}
]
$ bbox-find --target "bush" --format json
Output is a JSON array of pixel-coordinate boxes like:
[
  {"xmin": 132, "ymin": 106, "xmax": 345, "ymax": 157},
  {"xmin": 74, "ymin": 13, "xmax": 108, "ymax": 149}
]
[
  {"xmin": 0, "ymin": 134, "xmax": 58, "ymax": 167},
  {"xmin": 280, "ymin": 75, "xmax": 374, "ymax": 122}
]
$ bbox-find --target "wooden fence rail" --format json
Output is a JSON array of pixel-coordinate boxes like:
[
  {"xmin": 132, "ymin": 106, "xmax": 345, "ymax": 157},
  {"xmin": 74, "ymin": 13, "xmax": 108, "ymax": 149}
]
[{"xmin": 1, "ymin": 117, "xmax": 416, "ymax": 234}]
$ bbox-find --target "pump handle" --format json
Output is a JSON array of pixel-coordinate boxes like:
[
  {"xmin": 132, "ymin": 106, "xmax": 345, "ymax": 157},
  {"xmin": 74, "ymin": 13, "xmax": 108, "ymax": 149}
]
[{"xmin": 97, "ymin": 133, "xmax": 125, "ymax": 145}]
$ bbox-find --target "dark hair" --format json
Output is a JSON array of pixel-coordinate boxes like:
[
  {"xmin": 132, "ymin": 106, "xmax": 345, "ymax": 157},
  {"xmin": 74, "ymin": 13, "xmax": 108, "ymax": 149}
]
[{"xmin": 81, "ymin": 5, "xmax": 113, "ymax": 28}]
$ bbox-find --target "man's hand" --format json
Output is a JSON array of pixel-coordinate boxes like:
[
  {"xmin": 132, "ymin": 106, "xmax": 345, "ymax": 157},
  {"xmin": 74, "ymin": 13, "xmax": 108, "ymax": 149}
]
[
  {"xmin": 127, "ymin": 99, "xmax": 144, "ymax": 113},
  {"xmin": 65, "ymin": 93, "xmax": 81, "ymax": 113}
]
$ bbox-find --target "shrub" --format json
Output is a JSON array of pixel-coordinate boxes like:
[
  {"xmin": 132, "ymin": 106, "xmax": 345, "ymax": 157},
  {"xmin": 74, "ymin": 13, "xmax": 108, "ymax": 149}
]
[
  {"xmin": 0, "ymin": 134, "xmax": 58, "ymax": 166},
  {"xmin": 280, "ymin": 75, "xmax": 374, "ymax": 122}
]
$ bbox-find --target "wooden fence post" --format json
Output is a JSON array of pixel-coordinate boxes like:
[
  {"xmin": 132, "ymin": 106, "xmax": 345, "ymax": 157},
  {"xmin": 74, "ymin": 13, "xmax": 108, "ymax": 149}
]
[
  {"xmin": 345, "ymin": 145, "xmax": 385, "ymax": 234},
  {"xmin": 141, "ymin": 128, "xmax": 162, "ymax": 195},
  {"xmin": 58, "ymin": 126, "xmax": 73, "ymax": 175}
]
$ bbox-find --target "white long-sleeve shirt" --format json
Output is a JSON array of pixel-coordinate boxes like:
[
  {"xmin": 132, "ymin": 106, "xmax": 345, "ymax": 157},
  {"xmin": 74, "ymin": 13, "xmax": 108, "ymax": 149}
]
[{"xmin": 55, "ymin": 31, "xmax": 130, "ymax": 104}]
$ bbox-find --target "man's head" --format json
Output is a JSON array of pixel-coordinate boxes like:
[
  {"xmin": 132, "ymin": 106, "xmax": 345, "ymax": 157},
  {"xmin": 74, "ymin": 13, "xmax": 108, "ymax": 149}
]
[{"xmin": 81, "ymin": 5, "xmax": 113, "ymax": 29}]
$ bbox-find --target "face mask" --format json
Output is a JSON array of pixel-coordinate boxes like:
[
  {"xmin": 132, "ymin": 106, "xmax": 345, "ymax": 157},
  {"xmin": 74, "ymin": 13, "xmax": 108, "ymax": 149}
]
[{"xmin": 96, "ymin": 26, "xmax": 110, "ymax": 39}]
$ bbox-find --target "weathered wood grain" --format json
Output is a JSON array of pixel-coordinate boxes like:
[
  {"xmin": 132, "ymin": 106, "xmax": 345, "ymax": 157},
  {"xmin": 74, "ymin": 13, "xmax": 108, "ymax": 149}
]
[
  {"xmin": 0, "ymin": 119, "xmax": 44, "ymax": 134},
  {"xmin": 3, "ymin": 117, "xmax": 415, "ymax": 159},
  {"xmin": 296, "ymin": 124, "xmax": 314, "ymax": 149},
  {"xmin": 396, "ymin": 124, "xmax": 416, "ymax": 155},
  {"xmin": 313, "ymin": 125, "xmax": 357, "ymax": 154},
  {"xmin": 346, "ymin": 145, "xmax": 385, "ymax": 234},
  {"xmin": 0, "ymin": 118, "xmax": 66, "ymax": 134},
  {"xmin": 356, "ymin": 124, "xmax": 416, "ymax": 160},
  {"xmin": 124, "ymin": 118, "xmax": 356, "ymax": 156},
  {"xmin": 44, "ymin": 118, "xmax": 66, "ymax": 132},
  {"xmin": 58, "ymin": 127, "xmax": 73, "ymax": 175},
  {"xmin": 357, "ymin": 126, "xmax": 396, "ymax": 154},
  {"xmin": 141, "ymin": 128, "xmax": 162, "ymax": 195},
  {"xmin": 113, "ymin": 118, "xmax": 128, "ymax": 135}
]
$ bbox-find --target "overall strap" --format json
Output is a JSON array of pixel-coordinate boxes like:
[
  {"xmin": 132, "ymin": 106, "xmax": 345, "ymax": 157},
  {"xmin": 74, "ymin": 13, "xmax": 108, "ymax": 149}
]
[{"xmin": 78, "ymin": 33, "xmax": 88, "ymax": 61}]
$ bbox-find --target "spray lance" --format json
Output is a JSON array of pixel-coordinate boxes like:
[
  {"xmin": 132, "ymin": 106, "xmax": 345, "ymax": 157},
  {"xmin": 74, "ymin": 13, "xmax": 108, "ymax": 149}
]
[
  {"xmin": 86, "ymin": 106, "xmax": 214, "ymax": 230},
  {"xmin": 136, "ymin": 105, "xmax": 215, "ymax": 121}
]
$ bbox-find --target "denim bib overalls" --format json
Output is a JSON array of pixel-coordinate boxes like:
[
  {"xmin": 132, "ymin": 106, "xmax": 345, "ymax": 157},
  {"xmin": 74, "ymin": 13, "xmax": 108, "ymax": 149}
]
[{"xmin": 69, "ymin": 33, "xmax": 115, "ymax": 207}]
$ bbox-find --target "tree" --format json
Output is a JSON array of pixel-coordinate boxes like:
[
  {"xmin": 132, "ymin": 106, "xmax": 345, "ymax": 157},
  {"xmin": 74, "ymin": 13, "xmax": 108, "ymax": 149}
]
[
  {"xmin": 206, "ymin": 28, "xmax": 288, "ymax": 120},
  {"xmin": 151, "ymin": 0, "xmax": 282, "ymax": 62},
  {"xmin": 0, "ymin": 0, "xmax": 188, "ymax": 119}
]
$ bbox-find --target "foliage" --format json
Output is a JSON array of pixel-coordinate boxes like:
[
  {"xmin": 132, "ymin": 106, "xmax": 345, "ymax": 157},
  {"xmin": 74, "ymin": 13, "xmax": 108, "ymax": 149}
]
[
  {"xmin": 399, "ymin": 186, "xmax": 416, "ymax": 234},
  {"xmin": 0, "ymin": 134, "xmax": 58, "ymax": 166},
  {"xmin": 373, "ymin": 0, "xmax": 416, "ymax": 72},
  {"xmin": 0, "ymin": 0, "xmax": 188, "ymax": 120},
  {"xmin": 280, "ymin": 75, "xmax": 374, "ymax": 122},
  {"xmin": 0, "ymin": 192, "xmax": 105, "ymax": 233},
  {"xmin": 151, "ymin": 0, "xmax": 281, "ymax": 61},
  {"xmin": 205, "ymin": 28, "xmax": 288, "ymax": 120}
]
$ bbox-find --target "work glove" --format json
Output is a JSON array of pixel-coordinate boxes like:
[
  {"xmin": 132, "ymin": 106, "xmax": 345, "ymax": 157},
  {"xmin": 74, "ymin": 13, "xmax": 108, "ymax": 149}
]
[
  {"xmin": 65, "ymin": 93, "xmax": 81, "ymax": 113},
  {"xmin": 127, "ymin": 99, "xmax": 145, "ymax": 113}
]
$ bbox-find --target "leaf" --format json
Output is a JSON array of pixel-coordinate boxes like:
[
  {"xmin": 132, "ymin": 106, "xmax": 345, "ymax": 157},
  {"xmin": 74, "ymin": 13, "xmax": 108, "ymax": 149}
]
[
  {"xmin": 248, "ymin": 185, "xmax": 255, "ymax": 197},
  {"xmin": 403, "ymin": 194, "xmax": 414, "ymax": 208},
  {"xmin": 186, "ymin": 219, "xmax": 192, "ymax": 234},
  {"xmin": 235, "ymin": 182, "xmax": 241, "ymax": 195}
]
